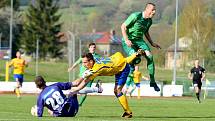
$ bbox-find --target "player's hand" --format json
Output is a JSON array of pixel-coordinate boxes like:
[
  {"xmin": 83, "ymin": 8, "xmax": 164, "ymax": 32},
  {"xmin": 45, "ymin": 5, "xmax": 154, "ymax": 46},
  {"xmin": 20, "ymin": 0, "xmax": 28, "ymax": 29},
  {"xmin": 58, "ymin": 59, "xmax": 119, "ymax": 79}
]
[
  {"xmin": 151, "ymin": 43, "xmax": 161, "ymax": 49},
  {"xmin": 68, "ymin": 67, "xmax": 74, "ymax": 72},
  {"xmin": 82, "ymin": 70, "xmax": 93, "ymax": 79},
  {"xmin": 125, "ymin": 39, "xmax": 133, "ymax": 47},
  {"xmin": 68, "ymin": 91, "xmax": 77, "ymax": 96}
]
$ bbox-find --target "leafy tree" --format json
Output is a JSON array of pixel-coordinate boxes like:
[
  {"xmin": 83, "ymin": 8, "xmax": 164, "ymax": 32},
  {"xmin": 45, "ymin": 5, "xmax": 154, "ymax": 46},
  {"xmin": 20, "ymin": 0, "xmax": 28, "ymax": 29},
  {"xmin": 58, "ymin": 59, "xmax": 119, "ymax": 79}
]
[
  {"xmin": 0, "ymin": 0, "xmax": 19, "ymax": 10},
  {"xmin": 178, "ymin": 0, "xmax": 215, "ymax": 60},
  {"xmin": 20, "ymin": 0, "xmax": 62, "ymax": 59},
  {"xmin": 0, "ymin": 0, "xmax": 21, "ymax": 58}
]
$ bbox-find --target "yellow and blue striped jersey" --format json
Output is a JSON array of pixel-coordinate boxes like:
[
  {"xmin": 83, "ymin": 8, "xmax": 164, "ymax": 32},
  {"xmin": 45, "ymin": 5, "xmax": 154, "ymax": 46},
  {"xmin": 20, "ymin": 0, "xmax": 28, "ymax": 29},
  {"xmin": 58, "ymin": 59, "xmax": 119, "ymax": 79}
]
[{"xmin": 88, "ymin": 52, "xmax": 127, "ymax": 80}]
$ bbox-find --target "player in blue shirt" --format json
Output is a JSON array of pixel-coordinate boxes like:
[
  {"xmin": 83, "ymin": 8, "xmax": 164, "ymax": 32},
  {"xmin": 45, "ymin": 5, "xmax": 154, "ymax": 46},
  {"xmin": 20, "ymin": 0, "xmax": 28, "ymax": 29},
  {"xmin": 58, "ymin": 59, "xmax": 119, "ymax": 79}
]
[{"xmin": 33, "ymin": 76, "xmax": 102, "ymax": 117}]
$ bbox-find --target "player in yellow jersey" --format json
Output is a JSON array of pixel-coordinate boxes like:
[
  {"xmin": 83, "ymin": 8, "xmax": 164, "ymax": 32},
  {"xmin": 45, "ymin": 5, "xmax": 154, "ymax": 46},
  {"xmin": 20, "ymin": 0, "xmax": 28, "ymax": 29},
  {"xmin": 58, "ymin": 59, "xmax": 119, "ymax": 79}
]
[
  {"xmin": 9, "ymin": 51, "xmax": 28, "ymax": 98},
  {"xmin": 124, "ymin": 66, "xmax": 149, "ymax": 99},
  {"xmin": 70, "ymin": 50, "xmax": 143, "ymax": 118}
]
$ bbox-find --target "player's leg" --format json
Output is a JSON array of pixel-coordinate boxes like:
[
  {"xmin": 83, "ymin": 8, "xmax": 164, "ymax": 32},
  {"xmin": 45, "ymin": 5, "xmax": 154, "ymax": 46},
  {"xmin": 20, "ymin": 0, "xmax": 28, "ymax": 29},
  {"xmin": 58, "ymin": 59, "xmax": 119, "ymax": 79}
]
[
  {"xmin": 141, "ymin": 49, "xmax": 160, "ymax": 91},
  {"xmin": 197, "ymin": 82, "xmax": 202, "ymax": 103},
  {"xmin": 14, "ymin": 74, "xmax": 23, "ymax": 98},
  {"xmin": 124, "ymin": 74, "xmax": 132, "ymax": 96},
  {"xmin": 135, "ymin": 83, "xmax": 141, "ymax": 99},
  {"xmin": 114, "ymin": 64, "xmax": 132, "ymax": 118},
  {"xmin": 193, "ymin": 81, "xmax": 200, "ymax": 103},
  {"xmin": 78, "ymin": 80, "xmax": 103, "ymax": 94},
  {"xmin": 79, "ymin": 80, "xmax": 93, "ymax": 106},
  {"xmin": 134, "ymin": 40, "xmax": 160, "ymax": 91},
  {"xmin": 122, "ymin": 38, "xmax": 138, "ymax": 74},
  {"xmin": 62, "ymin": 94, "xmax": 79, "ymax": 117},
  {"xmin": 129, "ymin": 81, "xmax": 136, "ymax": 97}
]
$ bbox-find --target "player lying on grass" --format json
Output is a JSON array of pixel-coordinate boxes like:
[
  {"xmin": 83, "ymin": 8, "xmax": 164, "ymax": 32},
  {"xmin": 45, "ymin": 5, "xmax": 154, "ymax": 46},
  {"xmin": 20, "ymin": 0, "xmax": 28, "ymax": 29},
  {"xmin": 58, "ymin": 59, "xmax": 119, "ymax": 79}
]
[
  {"xmin": 70, "ymin": 50, "xmax": 144, "ymax": 118},
  {"xmin": 31, "ymin": 76, "xmax": 102, "ymax": 117}
]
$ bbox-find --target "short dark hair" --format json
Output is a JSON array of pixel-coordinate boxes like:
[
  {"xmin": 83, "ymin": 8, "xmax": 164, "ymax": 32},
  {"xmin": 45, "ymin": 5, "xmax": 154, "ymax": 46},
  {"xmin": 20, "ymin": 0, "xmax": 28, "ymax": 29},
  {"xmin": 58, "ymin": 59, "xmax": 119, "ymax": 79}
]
[
  {"xmin": 145, "ymin": 2, "xmax": 156, "ymax": 8},
  {"xmin": 81, "ymin": 53, "xmax": 95, "ymax": 62},
  {"xmin": 88, "ymin": 42, "xmax": 96, "ymax": 47},
  {"xmin": 34, "ymin": 76, "xmax": 46, "ymax": 89}
]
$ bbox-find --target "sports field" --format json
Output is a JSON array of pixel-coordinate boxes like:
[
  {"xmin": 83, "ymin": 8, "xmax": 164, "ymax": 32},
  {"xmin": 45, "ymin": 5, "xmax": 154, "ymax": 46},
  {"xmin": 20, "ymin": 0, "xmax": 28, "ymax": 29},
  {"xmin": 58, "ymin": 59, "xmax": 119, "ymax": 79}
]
[{"xmin": 0, "ymin": 94, "xmax": 214, "ymax": 121}]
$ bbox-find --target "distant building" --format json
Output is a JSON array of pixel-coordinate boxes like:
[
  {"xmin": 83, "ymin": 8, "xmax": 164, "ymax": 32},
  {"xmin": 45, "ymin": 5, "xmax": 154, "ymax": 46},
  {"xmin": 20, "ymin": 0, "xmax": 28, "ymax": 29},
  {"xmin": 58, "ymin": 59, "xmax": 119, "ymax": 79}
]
[
  {"xmin": 165, "ymin": 37, "xmax": 192, "ymax": 69},
  {"xmin": 165, "ymin": 37, "xmax": 215, "ymax": 69},
  {"xmin": 79, "ymin": 30, "xmax": 123, "ymax": 56}
]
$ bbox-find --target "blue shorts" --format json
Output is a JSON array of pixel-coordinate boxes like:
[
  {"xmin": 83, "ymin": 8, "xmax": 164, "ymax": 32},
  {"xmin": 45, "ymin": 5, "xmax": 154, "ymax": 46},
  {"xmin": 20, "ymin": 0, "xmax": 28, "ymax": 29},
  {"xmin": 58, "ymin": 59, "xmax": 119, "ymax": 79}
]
[
  {"xmin": 115, "ymin": 64, "xmax": 130, "ymax": 86},
  {"xmin": 135, "ymin": 83, "xmax": 140, "ymax": 88},
  {"xmin": 60, "ymin": 94, "xmax": 79, "ymax": 117},
  {"xmin": 14, "ymin": 74, "xmax": 24, "ymax": 86}
]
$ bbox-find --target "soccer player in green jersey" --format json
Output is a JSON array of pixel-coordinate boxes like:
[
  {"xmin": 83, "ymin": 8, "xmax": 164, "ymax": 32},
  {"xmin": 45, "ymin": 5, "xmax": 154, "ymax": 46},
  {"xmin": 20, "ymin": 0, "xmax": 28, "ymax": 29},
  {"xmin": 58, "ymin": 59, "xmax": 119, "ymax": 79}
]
[
  {"xmin": 121, "ymin": 3, "xmax": 161, "ymax": 91},
  {"xmin": 68, "ymin": 42, "xmax": 101, "ymax": 106}
]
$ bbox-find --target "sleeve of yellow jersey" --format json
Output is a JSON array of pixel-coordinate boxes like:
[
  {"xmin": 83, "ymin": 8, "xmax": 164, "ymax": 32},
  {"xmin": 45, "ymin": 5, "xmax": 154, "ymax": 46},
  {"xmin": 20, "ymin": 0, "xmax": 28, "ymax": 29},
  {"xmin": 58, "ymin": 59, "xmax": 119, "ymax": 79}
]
[
  {"xmin": 88, "ymin": 71, "xmax": 99, "ymax": 81},
  {"xmin": 9, "ymin": 59, "xmax": 14, "ymax": 67}
]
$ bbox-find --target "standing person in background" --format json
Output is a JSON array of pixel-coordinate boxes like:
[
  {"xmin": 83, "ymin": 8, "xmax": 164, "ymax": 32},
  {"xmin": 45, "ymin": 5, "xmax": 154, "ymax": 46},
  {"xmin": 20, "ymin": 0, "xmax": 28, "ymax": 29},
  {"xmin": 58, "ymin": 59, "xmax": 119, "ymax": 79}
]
[
  {"xmin": 124, "ymin": 66, "xmax": 149, "ymax": 99},
  {"xmin": 188, "ymin": 59, "xmax": 206, "ymax": 103},
  {"xmin": 9, "ymin": 51, "xmax": 28, "ymax": 98},
  {"xmin": 68, "ymin": 42, "xmax": 101, "ymax": 106},
  {"xmin": 121, "ymin": 2, "xmax": 161, "ymax": 91}
]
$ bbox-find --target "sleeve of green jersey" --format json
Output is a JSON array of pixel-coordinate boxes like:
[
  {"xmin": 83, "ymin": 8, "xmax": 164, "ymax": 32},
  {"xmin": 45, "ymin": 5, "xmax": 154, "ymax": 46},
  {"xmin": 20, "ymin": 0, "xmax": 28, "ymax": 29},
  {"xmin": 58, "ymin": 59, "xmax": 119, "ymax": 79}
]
[
  {"xmin": 124, "ymin": 13, "xmax": 138, "ymax": 27},
  {"xmin": 73, "ymin": 57, "xmax": 82, "ymax": 65}
]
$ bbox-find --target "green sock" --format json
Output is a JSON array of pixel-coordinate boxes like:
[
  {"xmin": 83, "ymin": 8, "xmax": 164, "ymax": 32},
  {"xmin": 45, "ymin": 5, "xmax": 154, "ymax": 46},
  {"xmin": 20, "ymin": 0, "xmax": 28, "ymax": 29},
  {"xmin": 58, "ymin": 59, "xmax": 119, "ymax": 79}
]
[
  {"xmin": 145, "ymin": 55, "xmax": 155, "ymax": 83},
  {"xmin": 79, "ymin": 94, "xmax": 87, "ymax": 106}
]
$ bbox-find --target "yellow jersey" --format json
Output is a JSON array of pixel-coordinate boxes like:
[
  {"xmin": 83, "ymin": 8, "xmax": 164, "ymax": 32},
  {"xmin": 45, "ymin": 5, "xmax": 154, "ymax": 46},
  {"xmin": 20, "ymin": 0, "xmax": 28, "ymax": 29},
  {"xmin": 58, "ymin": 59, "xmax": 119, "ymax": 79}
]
[
  {"xmin": 9, "ymin": 58, "xmax": 26, "ymax": 74},
  {"xmin": 88, "ymin": 52, "xmax": 134, "ymax": 80},
  {"xmin": 133, "ymin": 70, "xmax": 142, "ymax": 83}
]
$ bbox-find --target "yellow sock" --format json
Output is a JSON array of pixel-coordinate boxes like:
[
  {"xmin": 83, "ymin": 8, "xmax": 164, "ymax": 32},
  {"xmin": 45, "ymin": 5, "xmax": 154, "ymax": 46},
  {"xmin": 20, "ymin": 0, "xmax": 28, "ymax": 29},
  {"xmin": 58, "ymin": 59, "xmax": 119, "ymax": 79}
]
[
  {"xmin": 138, "ymin": 88, "xmax": 140, "ymax": 99},
  {"xmin": 15, "ymin": 88, "xmax": 21, "ymax": 98},
  {"xmin": 118, "ymin": 93, "xmax": 131, "ymax": 113}
]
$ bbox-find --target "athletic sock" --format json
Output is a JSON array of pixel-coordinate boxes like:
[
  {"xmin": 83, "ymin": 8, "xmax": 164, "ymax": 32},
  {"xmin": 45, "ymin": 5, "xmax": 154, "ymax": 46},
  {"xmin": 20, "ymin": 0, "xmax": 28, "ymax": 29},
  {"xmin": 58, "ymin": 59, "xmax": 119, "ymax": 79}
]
[
  {"xmin": 196, "ymin": 93, "xmax": 200, "ymax": 101},
  {"xmin": 137, "ymin": 88, "xmax": 140, "ymax": 99},
  {"xmin": 79, "ymin": 94, "xmax": 87, "ymax": 106},
  {"xmin": 15, "ymin": 88, "xmax": 21, "ymax": 98},
  {"xmin": 117, "ymin": 92, "xmax": 131, "ymax": 113},
  {"xmin": 145, "ymin": 55, "xmax": 155, "ymax": 83}
]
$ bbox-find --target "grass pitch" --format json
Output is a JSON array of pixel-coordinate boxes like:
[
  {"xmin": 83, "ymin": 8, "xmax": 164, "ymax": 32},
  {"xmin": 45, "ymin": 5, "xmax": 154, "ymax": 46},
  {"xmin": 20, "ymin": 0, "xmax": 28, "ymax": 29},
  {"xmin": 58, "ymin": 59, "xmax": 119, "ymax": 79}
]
[{"xmin": 0, "ymin": 94, "xmax": 215, "ymax": 121}]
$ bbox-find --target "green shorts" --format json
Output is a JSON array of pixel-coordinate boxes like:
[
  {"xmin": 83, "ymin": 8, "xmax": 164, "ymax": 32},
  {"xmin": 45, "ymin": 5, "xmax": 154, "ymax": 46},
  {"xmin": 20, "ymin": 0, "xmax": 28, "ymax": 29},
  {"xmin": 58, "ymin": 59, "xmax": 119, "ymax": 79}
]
[
  {"xmin": 122, "ymin": 38, "xmax": 151, "ymax": 56},
  {"xmin": 125, "ymin": 74, "xmax": 134, "ymax": 87}
]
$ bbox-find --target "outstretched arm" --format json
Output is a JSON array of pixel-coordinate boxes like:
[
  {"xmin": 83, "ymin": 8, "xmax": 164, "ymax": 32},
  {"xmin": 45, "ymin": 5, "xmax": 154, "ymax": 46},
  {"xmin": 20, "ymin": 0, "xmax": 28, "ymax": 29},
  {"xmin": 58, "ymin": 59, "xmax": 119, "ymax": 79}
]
[
  {"xmin": 144, "ymin": 32, "xmax": 161, "ymax": 49},
  {"xmin": 24, "ymin": 60, "xmax": 28, "ymax": 67},
  {"xmin": 188, "ymin": 72, "xmax": 193, "ymax": 80},
  {"xmin": 8, "ymin": 60, "xmax": 14, "ymax": 67},
  {"xmin": 68, "ymin": 58, "xmax": 82, "ymax": 72},
  {"xmin": 201, "ymin": 72, "xmax": 206, "ymax": 81},
  {"xmin": 71, "ymin": 78, "xmax": 91, "ymax": 93}
]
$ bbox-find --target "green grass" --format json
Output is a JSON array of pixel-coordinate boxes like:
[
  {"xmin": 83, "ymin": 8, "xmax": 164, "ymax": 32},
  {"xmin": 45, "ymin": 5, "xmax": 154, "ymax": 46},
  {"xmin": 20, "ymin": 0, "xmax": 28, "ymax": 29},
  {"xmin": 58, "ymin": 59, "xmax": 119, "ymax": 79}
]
[{"xmin": 0, "ymin": 94, "xmax": 215, "ymax": 121}]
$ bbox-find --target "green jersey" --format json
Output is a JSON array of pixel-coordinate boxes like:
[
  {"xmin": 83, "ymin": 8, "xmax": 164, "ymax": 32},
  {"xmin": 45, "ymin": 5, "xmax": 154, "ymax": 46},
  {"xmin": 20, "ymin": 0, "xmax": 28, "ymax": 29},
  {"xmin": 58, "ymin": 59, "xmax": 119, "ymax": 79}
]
[{"xmin": 124, "ymin": 12, "xmax": 152, "ymax": 40}]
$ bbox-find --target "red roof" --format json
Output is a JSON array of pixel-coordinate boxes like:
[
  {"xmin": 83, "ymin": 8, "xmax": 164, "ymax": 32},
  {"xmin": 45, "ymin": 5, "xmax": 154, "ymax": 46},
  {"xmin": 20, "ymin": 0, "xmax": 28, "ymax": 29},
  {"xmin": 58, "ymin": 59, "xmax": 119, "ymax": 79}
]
[{"xmin": 80, "ymin": 32, "xmax": 121, "ymax": 44}]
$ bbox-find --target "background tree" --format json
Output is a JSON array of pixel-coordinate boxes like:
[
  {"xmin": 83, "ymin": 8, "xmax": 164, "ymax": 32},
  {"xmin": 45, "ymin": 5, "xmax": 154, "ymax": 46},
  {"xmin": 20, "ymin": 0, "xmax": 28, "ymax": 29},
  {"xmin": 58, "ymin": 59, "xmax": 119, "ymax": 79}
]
[
  {"xmin": 0, "ymin": 0, "xmax": 21, "ymax": 58},
  {"xmin": 20, "ymin": 0, "xmax": 62, "ymax": 59},
  {"xmin": 178, "ymin": 0, "xmax": 215, "ymax": 60}
]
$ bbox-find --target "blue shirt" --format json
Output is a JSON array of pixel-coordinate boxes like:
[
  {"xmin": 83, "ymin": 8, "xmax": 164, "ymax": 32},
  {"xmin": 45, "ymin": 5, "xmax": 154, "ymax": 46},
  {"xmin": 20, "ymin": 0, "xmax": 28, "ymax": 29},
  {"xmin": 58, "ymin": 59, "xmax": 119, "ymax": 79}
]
[{"xmin": 37, "ymin": 82, "xmax": 73, "ymax": 117}]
